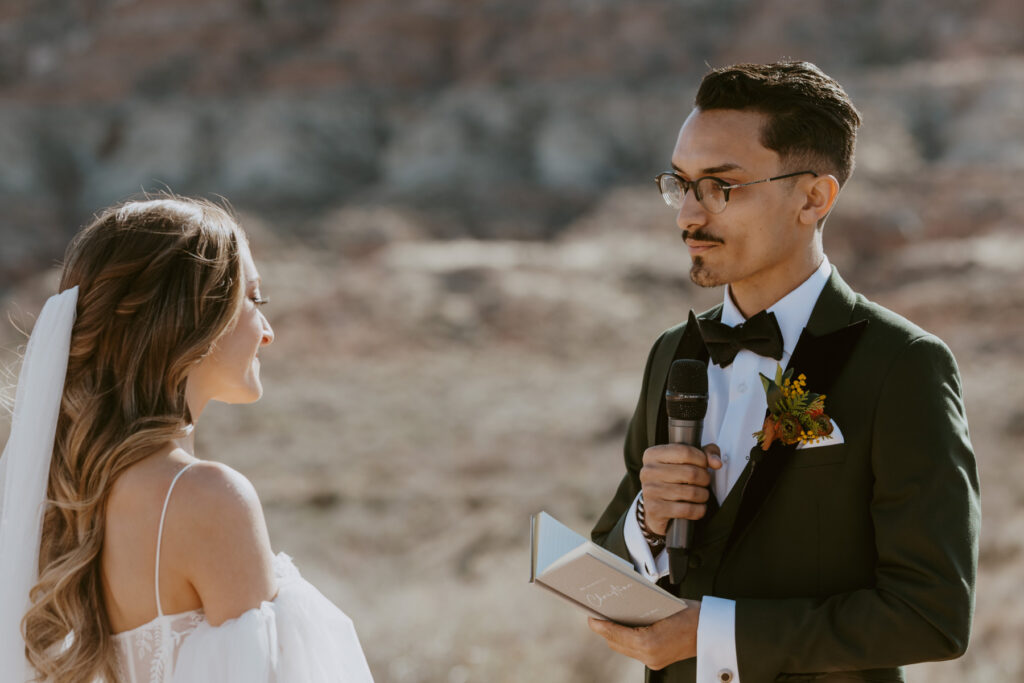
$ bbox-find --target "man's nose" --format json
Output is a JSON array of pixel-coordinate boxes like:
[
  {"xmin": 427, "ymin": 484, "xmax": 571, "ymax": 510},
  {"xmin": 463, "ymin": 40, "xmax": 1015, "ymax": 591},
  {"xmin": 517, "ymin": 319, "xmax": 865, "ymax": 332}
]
[{"xmin": 676, "ymin": 188, "xmax": 708, "ymax": 233}]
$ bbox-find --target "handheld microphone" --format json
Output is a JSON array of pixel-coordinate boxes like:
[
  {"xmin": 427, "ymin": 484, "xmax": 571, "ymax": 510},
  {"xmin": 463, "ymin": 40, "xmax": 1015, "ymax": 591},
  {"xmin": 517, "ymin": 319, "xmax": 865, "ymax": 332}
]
[{"xmin": 665, "ymin": 359, "xmax": 709, "ymax": 584}]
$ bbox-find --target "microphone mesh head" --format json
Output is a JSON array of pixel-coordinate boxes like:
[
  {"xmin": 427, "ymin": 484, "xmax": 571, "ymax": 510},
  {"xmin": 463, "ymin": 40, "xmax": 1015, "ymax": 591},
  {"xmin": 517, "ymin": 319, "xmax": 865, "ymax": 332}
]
[
  {"xmin": 665, "ymin": 359, "xmax": 708, "ymax": 420},
  {"xmin": 667, "ymin": 359, "xmax": 707, "ymax": 395}
]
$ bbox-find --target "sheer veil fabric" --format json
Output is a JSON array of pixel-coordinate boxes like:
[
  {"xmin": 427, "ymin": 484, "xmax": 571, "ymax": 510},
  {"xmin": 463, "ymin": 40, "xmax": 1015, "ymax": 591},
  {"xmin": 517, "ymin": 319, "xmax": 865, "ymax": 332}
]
[{"xmin": 0, "ymin": 287, "xmax": 78, "ymax": 683}]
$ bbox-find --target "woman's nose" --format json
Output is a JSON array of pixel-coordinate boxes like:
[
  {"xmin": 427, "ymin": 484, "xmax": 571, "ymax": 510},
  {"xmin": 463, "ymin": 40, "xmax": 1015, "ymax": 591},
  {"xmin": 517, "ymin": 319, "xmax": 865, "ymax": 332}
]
[{"xmin": 260, "ymin": 316, "xmax": 275, "ymax": 346}]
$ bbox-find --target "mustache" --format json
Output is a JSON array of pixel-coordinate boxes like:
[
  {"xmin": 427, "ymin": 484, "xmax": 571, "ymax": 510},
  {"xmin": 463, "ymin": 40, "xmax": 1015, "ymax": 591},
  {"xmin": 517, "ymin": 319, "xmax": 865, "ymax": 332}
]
[{"xmin": 681, "ymin": 229, "xmax": 724, "ymax": 244}]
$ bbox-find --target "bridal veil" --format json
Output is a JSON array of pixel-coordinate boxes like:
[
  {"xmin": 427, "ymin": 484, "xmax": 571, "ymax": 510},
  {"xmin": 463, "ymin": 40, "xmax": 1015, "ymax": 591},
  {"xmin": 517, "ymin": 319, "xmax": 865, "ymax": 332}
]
[{"xmin": 0, "ymin": 286, "xmax": 78, "ymax": 683}]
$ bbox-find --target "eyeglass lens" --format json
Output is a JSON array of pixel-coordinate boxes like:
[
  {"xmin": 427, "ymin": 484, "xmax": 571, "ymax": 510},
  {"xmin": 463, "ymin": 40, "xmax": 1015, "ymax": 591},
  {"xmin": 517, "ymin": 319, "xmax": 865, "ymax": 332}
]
[{"xmin": 658, "ymin": 176, "xmax": 728, "ymax": 214}]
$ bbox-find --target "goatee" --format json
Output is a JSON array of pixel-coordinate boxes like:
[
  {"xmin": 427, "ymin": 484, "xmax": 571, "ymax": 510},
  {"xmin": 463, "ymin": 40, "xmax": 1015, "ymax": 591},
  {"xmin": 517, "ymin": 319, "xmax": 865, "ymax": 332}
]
[{"xmin": 689, "ymin": 256, "xmax": 722, "ymax": 288}]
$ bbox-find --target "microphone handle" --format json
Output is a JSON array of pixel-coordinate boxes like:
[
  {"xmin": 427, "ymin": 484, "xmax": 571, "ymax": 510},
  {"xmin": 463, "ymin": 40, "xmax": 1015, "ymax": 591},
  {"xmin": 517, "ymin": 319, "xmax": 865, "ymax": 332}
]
[{"xmin": 666, "ymin": 418, "xmax": 703, "ymax": 584}]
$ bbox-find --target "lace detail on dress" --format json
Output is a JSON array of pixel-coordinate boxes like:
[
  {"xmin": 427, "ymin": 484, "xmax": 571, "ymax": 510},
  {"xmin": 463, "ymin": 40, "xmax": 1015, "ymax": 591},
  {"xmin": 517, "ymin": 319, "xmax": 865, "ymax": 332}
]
[
  {"xmin": 114, "ymin": 553, "xmax": 374, "ymax": 683},
  {"xmin": 113, "ymin": 609, "xmax": 206, "ymax": 683}
]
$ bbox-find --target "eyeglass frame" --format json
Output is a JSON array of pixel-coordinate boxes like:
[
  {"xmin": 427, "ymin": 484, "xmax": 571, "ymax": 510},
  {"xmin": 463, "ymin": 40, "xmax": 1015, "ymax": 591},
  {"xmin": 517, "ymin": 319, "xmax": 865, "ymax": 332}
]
[{"xmin": 654, "ymin": 169, "xmax": 818, "ymax": 214}]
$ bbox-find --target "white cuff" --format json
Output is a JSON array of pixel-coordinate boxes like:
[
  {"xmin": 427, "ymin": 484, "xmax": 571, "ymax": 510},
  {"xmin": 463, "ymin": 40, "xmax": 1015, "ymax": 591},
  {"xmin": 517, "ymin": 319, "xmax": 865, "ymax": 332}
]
[
  {"xmin": 623, "ymin": 493, "xmax": 670, "ymax": 581},
  {"xmin": 696, "ymin": 596, "xmax": 739, "ymax": 683}
]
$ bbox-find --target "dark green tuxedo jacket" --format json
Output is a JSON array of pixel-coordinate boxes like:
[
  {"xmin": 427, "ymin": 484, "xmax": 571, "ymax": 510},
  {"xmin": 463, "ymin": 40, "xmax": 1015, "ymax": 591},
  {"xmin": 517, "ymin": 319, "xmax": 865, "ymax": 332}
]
[{"xmin": 592, "ymin": 268, "xmax": 979, "ymax": 683}]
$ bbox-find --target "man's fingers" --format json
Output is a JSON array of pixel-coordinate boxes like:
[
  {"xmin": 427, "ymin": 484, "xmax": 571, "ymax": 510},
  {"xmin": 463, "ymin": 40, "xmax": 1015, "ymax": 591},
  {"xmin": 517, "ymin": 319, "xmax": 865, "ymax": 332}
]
[
  {"xmin": 704, "ymin": 443, "xmax": 724, "ymax": 470},
  {"xmin": 588, "ymin": 618, "xmax": 645, "ymax": 652},
  {"xmin": 642, "ymin": 494, "xmax": 709, "ymax": 522},
  {"xmin": 588, "ymin": 617, "xmax": 617, "ymax": 637},
  {"xmin": 643, "ymin": 482, "xmax": 711, "ymax": 504},
  {"xmin": 597, "ymin": 633, "xmax": 641, "ymax": 662},
  {"xmin": 650, "ymin": 500, "xmax": 708, "ymax": 521},
  {"xmin": 642, "ymin": 443, "xmax": 710, "ymax": 467},
  {"xmin": 640, "ymin": 442, "xmax": 721, "ymax": 530},
  {"xmin": 588, "ymin": 617, "xmax": 680, "ymax": 670},
  {"xmin": 640, "ymin": 464, "xmax": 712, "ymax": 488}
]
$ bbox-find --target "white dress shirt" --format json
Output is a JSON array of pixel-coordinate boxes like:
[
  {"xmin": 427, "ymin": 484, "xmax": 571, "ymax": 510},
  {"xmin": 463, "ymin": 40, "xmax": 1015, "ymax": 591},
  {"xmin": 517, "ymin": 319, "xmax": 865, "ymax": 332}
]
[{"xmin": 622, "ymin": 256, "xmax": 832, "ymax": 683}]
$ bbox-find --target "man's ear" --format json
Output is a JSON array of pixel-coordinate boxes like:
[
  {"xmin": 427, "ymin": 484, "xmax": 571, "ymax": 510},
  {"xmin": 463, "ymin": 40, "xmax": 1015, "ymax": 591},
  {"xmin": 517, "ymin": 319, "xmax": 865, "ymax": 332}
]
[{"xmin": 798, "ymin": 174, "xmax": 840, "ymax": 227}]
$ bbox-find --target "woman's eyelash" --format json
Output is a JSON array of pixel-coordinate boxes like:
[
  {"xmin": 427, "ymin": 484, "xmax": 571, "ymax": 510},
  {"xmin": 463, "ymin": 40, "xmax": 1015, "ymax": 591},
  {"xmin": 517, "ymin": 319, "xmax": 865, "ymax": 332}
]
[{"xmin": 251, "ymin": 296, "xmax": 270, "ymax": 306}]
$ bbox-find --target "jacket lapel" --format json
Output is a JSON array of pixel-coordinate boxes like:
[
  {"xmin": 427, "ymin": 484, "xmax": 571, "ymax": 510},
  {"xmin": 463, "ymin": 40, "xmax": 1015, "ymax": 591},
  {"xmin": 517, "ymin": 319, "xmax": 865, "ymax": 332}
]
[
  {"xmin": 645, "ymin": 307, "xmax": 718, "ymax": 446},
  {"xmin": 724, "ymin": 268, "xmax": 868, "ymax": 552}
]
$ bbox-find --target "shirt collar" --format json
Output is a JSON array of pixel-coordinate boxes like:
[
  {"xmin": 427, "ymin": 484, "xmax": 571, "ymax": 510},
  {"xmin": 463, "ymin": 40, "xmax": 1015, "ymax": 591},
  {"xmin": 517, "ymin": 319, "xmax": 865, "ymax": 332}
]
[{"xmin": 720, "ymin": 255, "xmax": 832, "ymax": 358}]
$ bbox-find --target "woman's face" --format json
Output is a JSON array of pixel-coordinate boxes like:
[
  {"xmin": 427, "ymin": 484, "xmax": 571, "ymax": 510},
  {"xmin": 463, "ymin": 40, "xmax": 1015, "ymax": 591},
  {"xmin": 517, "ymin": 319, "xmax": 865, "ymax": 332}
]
[{"xmin": 186, "ymin": 238, "xmax": 274, "ymax": 417}]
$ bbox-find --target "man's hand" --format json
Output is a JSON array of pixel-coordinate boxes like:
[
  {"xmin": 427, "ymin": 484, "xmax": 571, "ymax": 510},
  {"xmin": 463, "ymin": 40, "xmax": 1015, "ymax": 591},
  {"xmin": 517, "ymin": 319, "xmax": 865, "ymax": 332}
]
[
  {"xmin": 588, "ymin": 600, "xmax": 702, "ymax": 670},
  {"xmin": 640, "ymin": 444, "xmax": 723, "ymax": 536}
]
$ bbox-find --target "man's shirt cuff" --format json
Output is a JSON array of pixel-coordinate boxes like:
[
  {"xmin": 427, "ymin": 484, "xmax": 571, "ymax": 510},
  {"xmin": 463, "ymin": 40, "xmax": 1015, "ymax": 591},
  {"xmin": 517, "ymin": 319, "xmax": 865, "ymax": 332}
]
[
  {"xmin": 623, "ymin": 492, "xmax": 670, "ymax": 580},
  {"xmin": 696, "ymin": 596, "xmax": 739, "ymax": 683}
]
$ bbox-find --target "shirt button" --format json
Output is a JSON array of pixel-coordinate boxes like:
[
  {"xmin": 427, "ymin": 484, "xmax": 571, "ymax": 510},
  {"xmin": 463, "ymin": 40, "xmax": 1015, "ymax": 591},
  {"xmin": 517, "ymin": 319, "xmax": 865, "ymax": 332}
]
[
  {"xmin": 736, "ymin": 382, "xmax": 747, "ymax": 393},
  {"xmin": 718, "ymin": 669, "xmax": 734, "ymax": 682},
  {"xmin": 720, "ymin": 454, "xmax": 729, "ymax": 464}
]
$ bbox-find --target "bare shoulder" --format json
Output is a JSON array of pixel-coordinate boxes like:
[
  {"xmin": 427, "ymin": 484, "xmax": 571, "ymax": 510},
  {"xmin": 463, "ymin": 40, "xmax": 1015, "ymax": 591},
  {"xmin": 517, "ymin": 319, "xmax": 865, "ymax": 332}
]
[
  {"xmin": 172, "ymin": 460, "xmax": 273, "ymax": 564},
  {"xmin": 170, "ymin": 461, "xmax": 278, "ymax": 625},
  {"xmin": 174, "ymin": 460, "xmax": 264, "ymax": 525}
]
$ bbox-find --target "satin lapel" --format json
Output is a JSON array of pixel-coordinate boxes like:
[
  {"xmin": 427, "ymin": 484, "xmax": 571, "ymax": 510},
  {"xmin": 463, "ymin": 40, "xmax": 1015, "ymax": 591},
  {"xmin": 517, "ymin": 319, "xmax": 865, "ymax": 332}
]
[
  {"xmin": 645, "ymin": 308, "xmax": 717, "ymax": 448},
  {"xmin": 724, "ymin": 269, "xmax": 869, "ymax": 553}
]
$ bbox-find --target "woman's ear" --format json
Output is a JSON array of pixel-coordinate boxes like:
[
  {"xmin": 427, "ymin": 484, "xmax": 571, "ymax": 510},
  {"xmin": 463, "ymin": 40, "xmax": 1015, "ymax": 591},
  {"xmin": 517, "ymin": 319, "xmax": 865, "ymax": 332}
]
[{"xmin": 798, "ymin": 174, "xmax": 840, "ymax": 227}]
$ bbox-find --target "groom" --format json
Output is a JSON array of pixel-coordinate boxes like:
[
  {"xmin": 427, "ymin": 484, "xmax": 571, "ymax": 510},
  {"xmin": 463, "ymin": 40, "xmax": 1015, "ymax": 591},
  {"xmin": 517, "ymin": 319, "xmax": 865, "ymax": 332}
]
[{"xmin": 587, "ymin": 61, "xmax": 979, "ymax": 682}]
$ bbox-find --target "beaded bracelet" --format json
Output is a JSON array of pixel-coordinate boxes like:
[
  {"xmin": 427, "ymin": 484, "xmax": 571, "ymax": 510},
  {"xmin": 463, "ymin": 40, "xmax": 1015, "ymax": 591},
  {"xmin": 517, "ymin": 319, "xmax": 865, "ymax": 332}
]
[{"xmin": 636, "ymin": 493, "xmax": 666, "ymax": 549}]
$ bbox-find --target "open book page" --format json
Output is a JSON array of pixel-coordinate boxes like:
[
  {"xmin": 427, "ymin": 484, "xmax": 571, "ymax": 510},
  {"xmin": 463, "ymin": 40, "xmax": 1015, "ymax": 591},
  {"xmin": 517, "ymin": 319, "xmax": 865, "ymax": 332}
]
[
  {"xmin": 532, "ymin": 510, "xmax": 630, "ymax": 573},
  {"xmin": 531, "ymin": 512, "xmax": 686, "ymax": 626}
]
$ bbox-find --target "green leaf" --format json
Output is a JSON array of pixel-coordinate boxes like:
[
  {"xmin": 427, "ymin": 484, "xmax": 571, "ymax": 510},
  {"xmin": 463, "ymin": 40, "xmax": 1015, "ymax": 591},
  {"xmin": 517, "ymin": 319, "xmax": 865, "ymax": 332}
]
[{"xmin": 759, "ymin": 373, "xmax": 772, "ymax": 393}]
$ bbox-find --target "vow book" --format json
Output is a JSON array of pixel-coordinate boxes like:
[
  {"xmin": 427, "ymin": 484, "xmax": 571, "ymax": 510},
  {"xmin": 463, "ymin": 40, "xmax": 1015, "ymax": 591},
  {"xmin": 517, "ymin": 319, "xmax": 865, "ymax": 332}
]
[{"xmin": 530, "ymin": 511, "xmax": 687, "ymax": 626}]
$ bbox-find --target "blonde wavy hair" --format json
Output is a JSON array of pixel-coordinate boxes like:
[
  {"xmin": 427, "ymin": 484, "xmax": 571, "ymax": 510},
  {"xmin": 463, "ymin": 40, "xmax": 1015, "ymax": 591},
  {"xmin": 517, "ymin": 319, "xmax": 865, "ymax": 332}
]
[{"xmin": 22, "ymin": 196, "xmax": 248, "ymax": 682}]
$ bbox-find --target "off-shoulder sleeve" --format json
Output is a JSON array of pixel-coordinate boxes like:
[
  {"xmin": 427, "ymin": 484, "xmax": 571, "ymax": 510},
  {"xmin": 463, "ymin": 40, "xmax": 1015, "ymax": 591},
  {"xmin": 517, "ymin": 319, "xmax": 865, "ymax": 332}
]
[{"xmin": 172, "ymin": 553, "xmax": 373, "ymax": 683}]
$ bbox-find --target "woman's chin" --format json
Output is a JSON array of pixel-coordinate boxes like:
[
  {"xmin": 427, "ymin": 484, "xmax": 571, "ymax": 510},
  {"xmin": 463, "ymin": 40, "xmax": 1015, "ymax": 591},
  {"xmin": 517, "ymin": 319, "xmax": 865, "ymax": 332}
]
[
  {"xmin": 243, "ymin": 380, "xmax": 264, "ymax": 403},
  {"xmin": 214, "ymin": 381, "xmax": 263, "ymax": 405}
]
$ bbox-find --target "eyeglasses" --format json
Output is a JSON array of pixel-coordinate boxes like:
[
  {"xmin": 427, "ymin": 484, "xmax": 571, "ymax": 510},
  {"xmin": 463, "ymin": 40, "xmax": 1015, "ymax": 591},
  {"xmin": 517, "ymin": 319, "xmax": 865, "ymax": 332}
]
[{"xmin": 654, "ymin": 170, "xmax": 817, "ymax": 214}]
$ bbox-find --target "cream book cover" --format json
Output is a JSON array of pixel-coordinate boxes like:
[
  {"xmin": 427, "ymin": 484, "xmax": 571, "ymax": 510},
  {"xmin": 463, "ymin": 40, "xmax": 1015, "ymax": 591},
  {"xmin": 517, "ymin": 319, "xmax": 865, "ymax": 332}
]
[{"xmin": 530, "ymin": 511, "xmax": 687, "ymax": 626}]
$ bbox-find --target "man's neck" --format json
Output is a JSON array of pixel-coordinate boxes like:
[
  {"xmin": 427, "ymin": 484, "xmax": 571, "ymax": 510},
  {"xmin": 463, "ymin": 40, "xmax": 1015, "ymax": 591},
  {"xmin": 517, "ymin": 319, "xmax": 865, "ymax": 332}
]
[{"xmin": 729, "ymin": 247, "xmax": 825, "ymax": 319}]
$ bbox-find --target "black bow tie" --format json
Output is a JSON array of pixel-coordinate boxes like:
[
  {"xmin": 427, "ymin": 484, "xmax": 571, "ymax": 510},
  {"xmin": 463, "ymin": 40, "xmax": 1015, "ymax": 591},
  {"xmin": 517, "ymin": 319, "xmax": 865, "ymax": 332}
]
[{"xmin": 695, "ymin": 310, "xmax": 785, "ymax": 367}]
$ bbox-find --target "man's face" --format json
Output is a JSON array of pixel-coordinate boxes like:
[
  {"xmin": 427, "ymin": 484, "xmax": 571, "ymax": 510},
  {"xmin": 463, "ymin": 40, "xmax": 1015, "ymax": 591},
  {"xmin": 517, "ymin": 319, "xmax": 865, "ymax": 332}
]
[{"xmin": 671, "ymin": 108, "xmax": 813, "ymax": 293}]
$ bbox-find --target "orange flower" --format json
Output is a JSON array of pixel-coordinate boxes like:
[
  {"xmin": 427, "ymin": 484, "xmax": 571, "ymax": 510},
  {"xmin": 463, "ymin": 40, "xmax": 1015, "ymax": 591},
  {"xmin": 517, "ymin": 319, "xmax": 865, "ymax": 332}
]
[
  {"xmin": 812, "ymin": 414, "xmax": 833, "ymax": 437},
  {"xmin": 777, "ymin": 414, "xmax": 802, "ymax": 443},
  {"xmin": 759, "ymin": 416, "xmax": 779, "ymax": 451}
]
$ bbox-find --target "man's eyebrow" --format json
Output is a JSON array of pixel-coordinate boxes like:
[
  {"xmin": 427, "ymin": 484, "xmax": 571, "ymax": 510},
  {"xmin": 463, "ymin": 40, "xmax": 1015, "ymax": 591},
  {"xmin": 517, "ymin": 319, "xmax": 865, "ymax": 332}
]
[{"xmin": 671, "ymin": 162, "xmax": 745, "ymax": 176}]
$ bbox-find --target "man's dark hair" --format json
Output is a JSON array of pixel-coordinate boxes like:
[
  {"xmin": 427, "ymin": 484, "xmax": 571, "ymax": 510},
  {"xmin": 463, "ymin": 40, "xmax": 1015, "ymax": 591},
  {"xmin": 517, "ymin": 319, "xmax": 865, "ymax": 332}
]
[{"xmin": 695, "ymin": 61, "xmax": 862, "ymax": 186}]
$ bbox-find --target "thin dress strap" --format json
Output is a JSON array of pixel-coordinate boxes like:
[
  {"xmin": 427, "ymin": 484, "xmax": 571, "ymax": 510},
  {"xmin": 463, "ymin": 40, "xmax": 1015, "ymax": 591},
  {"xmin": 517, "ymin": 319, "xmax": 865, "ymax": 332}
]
[{"xmin": 154, "ymin": 462, "xmax": 198, "ymax": 617}]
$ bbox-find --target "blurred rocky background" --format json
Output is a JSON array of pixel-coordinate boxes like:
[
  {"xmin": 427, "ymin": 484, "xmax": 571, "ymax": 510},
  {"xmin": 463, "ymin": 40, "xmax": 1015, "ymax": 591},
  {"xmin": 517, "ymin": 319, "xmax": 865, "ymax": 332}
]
[{"xmin": 2, "ymin": 1, "xmax": 1022, "ymax": 681}]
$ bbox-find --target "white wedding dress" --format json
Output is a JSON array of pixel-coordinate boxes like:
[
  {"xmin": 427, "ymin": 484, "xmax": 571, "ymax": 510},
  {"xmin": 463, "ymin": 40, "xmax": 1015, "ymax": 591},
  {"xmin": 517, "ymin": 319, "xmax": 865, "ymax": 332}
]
[{"xmin": 111, "ymin": 462, "xmax": 373, "ymax": 683}]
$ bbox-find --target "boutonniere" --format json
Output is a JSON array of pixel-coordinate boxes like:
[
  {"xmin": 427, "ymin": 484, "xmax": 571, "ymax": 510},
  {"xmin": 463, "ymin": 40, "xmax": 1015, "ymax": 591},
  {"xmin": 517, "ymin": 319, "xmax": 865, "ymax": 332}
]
[{"xmin": 753, "ymin": 364, "xmax": 834, "ymax": 451}]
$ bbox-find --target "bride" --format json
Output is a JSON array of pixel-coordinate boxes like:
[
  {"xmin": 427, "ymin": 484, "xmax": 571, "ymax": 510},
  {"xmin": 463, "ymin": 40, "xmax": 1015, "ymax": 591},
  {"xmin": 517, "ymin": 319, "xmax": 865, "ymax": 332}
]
[{"xmin": 0, "ymin": 196, "xmax": 373, "ymax": 682}]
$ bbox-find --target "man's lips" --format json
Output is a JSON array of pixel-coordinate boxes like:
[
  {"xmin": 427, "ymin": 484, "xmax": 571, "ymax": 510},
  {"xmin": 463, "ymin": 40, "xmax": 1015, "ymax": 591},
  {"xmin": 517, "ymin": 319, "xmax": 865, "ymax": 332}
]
[
  {"xmin": 685, "ymin": 240, "xmax": 720, "ymax": 256},
  {"xmin": 680, "ymin": 230, "xmax": 724, "ymax": 256}
]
